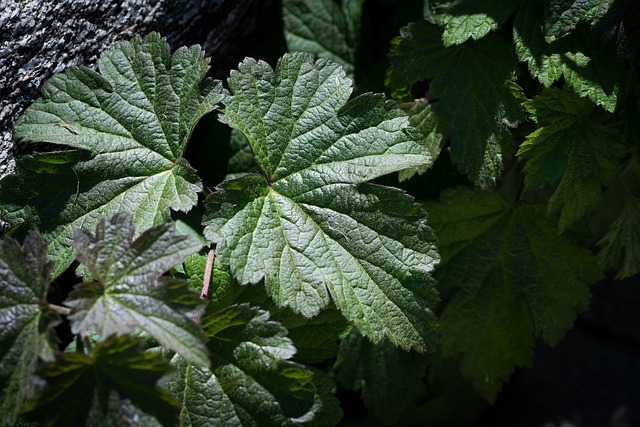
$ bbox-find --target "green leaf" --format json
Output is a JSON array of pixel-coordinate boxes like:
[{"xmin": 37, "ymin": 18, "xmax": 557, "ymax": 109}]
[
  {"xmin": 543, "ymin": 0, "xmax": 613, "ymax": 41},
  {"xmin": 21, "ymin": 335, "xmax": 179, "ymax": 427},
  {"xmin": 513, "ymin": 1, "xmax": 624, "ymax": 112},
  {"xmin": 398, "ymin": 98, "xmax": 443, "ymax": 181},
  {"xmin": 66, "ymin": 212, "xmax": 208, "ymax": 367},
  {"xmin": 169, "ymin": 304, "xmax": 325, "ymax": 426},
  {"xmin": 0, "ymin": 232, "xmax": 58, "ymax": 427},
  {"xmin": 203, "ymin": 53, "xmax": 439, "ymax": 352},
  {"xmin": 597, "ymin": 195, "xmax": 640, "ymax": 279},
  {"xmin": 335, "ymin": 329, "xmax": 429, "ymax": 424},
  {"xmin": 386, "ymin": 21, "xmax": 524, "ymax": 188},
  {"xmin": 518, "ymin": 88, "xmax": 624, "ymax": 231},
  {"xmin": 185, "ymin": 252, "xmax": 350, "ymax": 365},
  {"xmin": 283, "ymin": 0, "xmax": 364, "ymax": 77},
  {"xmin": 1, "ymin": 32, "xmax": 222, "ymax": 278},
  {"xmin": 425, "ymin": 0, "xmax": 521, "ymax": 46},
  {"xmin": 424, "ymin": 188, "xmax": 602, "ymax": 401}
]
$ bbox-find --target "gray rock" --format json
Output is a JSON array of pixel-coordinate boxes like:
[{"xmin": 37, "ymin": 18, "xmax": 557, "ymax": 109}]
[{"xmin": 0, "ymin": 0, "xmax": 260, "ymax": 179}]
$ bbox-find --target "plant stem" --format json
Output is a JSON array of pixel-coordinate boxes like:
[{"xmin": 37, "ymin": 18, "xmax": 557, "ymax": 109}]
[
  {"xmin": 48, "ymin": 303, "xmax": 71, "ymax": 316},
  {"xmin": 201, "ymin": 247, "xmax": 215, "ymax": 299}
]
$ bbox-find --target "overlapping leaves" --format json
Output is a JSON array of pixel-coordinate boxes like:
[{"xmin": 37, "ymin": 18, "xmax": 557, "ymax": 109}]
[
  {"xmin": 513, "ymin": 1, "xmax": 624, "ymax": 112},
  {"xmin": 169, "ymin": 303, "xmax": 323, "ymax": 426},
  {"xmin": 0, "ymin": 232, "xmax": 58, "ymax": 427},
  {"xmin": 283, "ymin": 0, "xmax": 364, "ymax": 77},
  {"xmin": 425, "ymin": 0, "xmax": 521, "ymax": 46},
  {"xmin": 21, "ymin": 335, "xmax": 179, "ymax": 427},
  {"xmin": 203, "ymin": 52, "xmax": 439, "ymax": 352},
  {"xmin": 66, "ymin": 212, "xmax": 208, "ymax": 367},
  {"xmin": 425, "ymin": 188, "xmax": 602, "ymax": 401},
  {"xmin": 518, "ymin": 88, "xmax": 624, "ymax": 231},
  {"xmin": 0, "ymin": 32, "xmax": 222, "ymax": 277},
  {"xmin": 386, "ymin": 20, "xmax": 524, "ymax": 188}
]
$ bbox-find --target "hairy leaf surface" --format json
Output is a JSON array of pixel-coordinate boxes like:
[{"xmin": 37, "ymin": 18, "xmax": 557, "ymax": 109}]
[
  {"xmin": 169, "ymin": 304, "xmax": 324, "ymax": 426},
  {"xmin": 203, "ymin": 53, "xmax": 439, "ymax": 352},
  {"xmin": 514, "ymin": 1, "xmax": 623, "ymax": 112},
  {"xmin": 518, "ymin": 88, "xmax": 624, "ymax": 231},
  {"xmin": 21, "ymin": 335, "xmax": 179, "ymax": 427},
  {"xmin": 1, "ymin": 33, "xmax": 221, "ymax": 277},
  {"xmin": 283, "ymin": 0, "xmax": 364, "ymax": 77},
  {"xmin": 66, "ymin": 212, "xmax": 208, "ymax": 367},
  {"xmin": 425, "ymin": 188, "xmax": 601, "ymax": 401},
  {"xmin": 386, "ymin": 21, "xmax": 524, "ymax": 188},
  {"xmin": 425, "ymin": 0, "xmax": 520, "ymax": 46},
  {"xmin": 0, "ymin": 232, "xmax": 57, "ymax": 427}
]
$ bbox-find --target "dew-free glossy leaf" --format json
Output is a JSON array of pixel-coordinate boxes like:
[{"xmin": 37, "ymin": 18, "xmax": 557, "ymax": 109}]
[
  {"xmin": 514, "ymin": 1, "xmax": 624, "ymax": 112},
  {"xmin": 204, "ymin": 53, "xmax": 439, "ymax": 352},
  {"xmin": 283, "ymin": 0, "xmax": 364, "ymax": 77},
  {"xmin": 0, "ymin": 232, "xmax": 57, "ymax": 427},
  {"xmin": 543, "ymin": 0, "xmax": 613, "ymax": 41},
  {"xmin": 66, "ymin": 212, "xmax": 208, "ymax": 367},
  {"xmin": 169, "ymin": 304, "xmax": 324, "ymax": 426},
  {"xmin": 424, "ymin": 188, "xmax": 601, "ymax": 401},
  {"xmin": 21, "ymin": 335, "xmax": 179, "ymax": 427},
  {"xmin": 1, "ymin": 32, "xmax": 222, "ymax": 277},
  {"xmin": 518, "ymin": 88, "xmax": 624, "ymax": 231},
  {"xmin": 425, "ymin": 0, "xmax": 521, "ymax": 46},
  {"xmin": 386, "ymin": 21, "xmax": 524, "ymax": 188}
]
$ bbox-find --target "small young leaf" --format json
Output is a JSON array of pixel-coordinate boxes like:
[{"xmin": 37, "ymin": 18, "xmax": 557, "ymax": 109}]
[
  {"xmin": 518, "ymin": 88, "xmax": 624, "ymax": 231},
  {"xmin": 425, "ymin": 0, "xmax": 521, "ymax": 46},
  {"xmin": 597, "ymin": 195, "xmax": 640, "ymax": 279},
  {"xmin": 66, "ymin": 212, "xmax": 208, "ymax": 367},
  {"xmin": 514, "ymin": 1, "xmax": 624, "ymax": 112},
  {"xmin": 425, "ymin": 188, "xmax": 602, "ymax": 401},
  {"xmin": 0, "ymin": 232, "xmax": 58, "ymax": 427},
  {"xmin": 203, "ymin": 53, "xmax": 439, "ymax": 352},
  {"xmin": 169, "ymin": 304, "xmax": 326, "ymax": 426},
  {"xmin": 386, "ymin": 21, "xmax": 524, "ymax": 188},
  {"xmin": 185, "ymin": 252, "xmax": 350, "ymax": 365},
  {"xmin": 1, "ymin": 32, "xmax": 222, "ymax": 277},
  {"xmin": 283, "ymin": 0, "xmax": 364, "ymax": 77},
  {"xmin": 21, "ymin": 335, "xmax": 179, "ymax": 427}
]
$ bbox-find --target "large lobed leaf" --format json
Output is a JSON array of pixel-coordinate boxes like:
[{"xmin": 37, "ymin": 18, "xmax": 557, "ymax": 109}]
[
  {"xmin": 425, "ymin": 0, "xmax": 521, "ymax": 46},
  {"xmin": 283, "ymin": 0, "xmax": 364, "ymax": 77},
  {"xmin": 0, "ymin": 32, "xmax": 222, "ymax": 278},
  {"xmin": 169, "ymin": 303, "xmax": 328, "ymax": 426},
  {"xmin": 425, "ymin": 188, "xmax": 602, "ymax": 401},
  {"xmin": 66, "ymin": 212, "xmax": 208, "ymax": 367},
  {"xmin": 513, "ymin": 1, "xmax": 624, "ymax": 112},
  {"xmin": 542, "ymin": 0, "xmax": 613, "ymax": 41},
  {"xmin": 518, "ymin": 88, "xmax": 624, "ymax": 231},
  {"xmin": 0, "ymin": 232, "xmax": 58, "ymax": 427},
  {"xmin": 386, "ymin": 21, "xmax": 524, "ymax": 188},
  {"xmin": 203, "ymin": 52, "xmax": 439, "ymax": 352},
  {"xmin": 21, "ymin": 335, "xmax": 179, "ymax": 427}
]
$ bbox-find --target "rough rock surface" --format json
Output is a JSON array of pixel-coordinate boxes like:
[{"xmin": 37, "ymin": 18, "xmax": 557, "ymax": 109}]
[{"xmin": 0, "ymin": 0, "xmax": 259, "ymax": 179}]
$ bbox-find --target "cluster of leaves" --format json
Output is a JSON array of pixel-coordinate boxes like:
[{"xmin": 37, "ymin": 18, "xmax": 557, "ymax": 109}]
[{"xmin": 1, "ymin": 0, "xmax": 640, "ymax": 425}]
